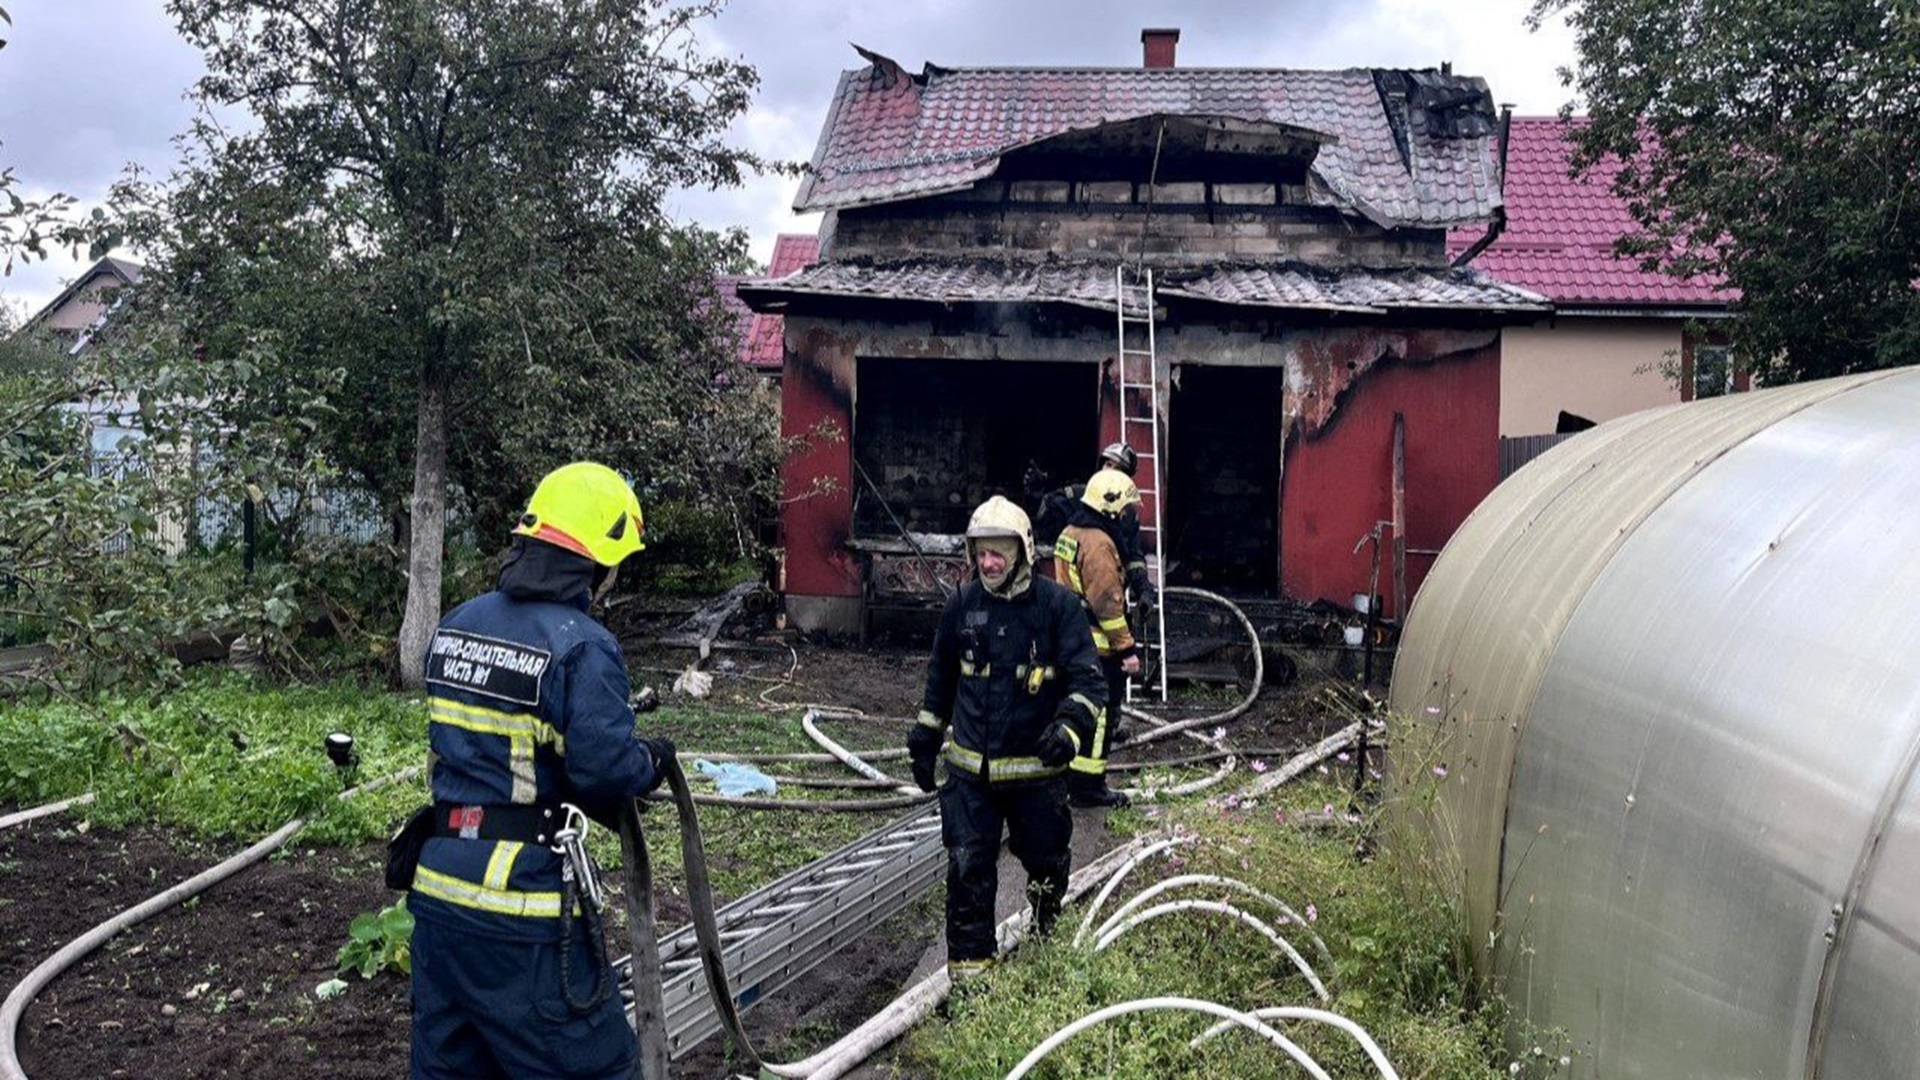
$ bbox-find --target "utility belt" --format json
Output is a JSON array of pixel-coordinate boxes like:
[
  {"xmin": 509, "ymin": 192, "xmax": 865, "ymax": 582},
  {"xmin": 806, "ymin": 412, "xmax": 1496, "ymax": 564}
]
[
  {"xmin": 386, "ymin": 801, "xmax": 606, "ymax": 913},
  {"xmin": 943, "ymin": 741, "xmax": 1066, "ymax": 784},
  {"xmin": 429, "ymin": 801, "xmax": 565, "ymax": 844}
]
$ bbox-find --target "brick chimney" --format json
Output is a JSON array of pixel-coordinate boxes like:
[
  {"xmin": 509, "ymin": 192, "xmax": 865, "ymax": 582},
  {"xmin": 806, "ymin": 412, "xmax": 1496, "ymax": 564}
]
[{"xmin": 1141, "ymin": 28, "xmax": 1179, "ymax": 69}]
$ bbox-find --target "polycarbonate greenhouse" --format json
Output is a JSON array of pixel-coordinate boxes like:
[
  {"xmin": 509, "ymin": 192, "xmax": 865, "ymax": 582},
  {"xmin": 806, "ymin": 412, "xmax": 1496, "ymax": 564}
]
[{"xmin": 1389, "ymin": 368, "xmax": 1920, "ymax": 1078}]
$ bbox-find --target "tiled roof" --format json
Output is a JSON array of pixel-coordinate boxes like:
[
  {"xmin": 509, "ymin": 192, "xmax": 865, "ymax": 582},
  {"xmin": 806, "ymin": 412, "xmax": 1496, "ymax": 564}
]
[
  {"xmin": 738, "ymin": 259, "xmax": 1546, "ymax": 315},
  {"xmin": 719, "ymin": 234, "xmax": 820, "ymax": 371},
  {"xmin": 1448, "ymin": 117, "xmax": 1732, "ymax": 308},
  {"xmin": 797, "ymin": 56, "xmax": 1503, "ymax": 228}
]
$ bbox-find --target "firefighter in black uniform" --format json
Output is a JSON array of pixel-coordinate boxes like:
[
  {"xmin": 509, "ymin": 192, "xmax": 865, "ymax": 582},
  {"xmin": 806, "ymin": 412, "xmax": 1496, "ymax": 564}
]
[{"xmin": 907, "ymin": 495, "xmax": 1107, "ymax": 983}]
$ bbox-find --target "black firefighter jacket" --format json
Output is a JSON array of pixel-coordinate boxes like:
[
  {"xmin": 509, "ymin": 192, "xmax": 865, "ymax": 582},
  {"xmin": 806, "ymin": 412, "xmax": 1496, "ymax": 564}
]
[{"xmin": 917, "ymin": 576, "xmax": 1106, "ymax": 784}]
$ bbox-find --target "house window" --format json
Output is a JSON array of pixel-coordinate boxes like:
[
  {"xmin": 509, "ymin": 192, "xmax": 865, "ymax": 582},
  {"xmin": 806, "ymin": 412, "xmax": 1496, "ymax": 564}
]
[{"xmin": 1693, "ymin": 344, "xmax": 1733, "ymax": 400}]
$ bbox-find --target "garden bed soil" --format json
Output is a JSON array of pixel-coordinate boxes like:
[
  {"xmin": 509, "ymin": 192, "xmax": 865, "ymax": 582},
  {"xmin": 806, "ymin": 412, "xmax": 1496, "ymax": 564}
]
[{"xmin": 0, "ymin": 637, "xmax": 1364, "ymax": 1079}]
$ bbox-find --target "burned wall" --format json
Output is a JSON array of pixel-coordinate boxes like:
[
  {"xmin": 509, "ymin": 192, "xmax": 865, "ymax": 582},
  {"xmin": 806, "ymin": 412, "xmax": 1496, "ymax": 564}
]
[{"xmin": 828, "ymin": 184, "xmax": 1445, "ymax": 269}]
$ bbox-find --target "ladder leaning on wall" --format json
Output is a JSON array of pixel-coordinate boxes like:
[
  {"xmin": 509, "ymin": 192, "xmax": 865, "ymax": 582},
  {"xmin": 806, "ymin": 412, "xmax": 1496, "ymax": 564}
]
[{"xmin": 1115, "ymin": 263, "xmax": 1169, "ymax": 702}]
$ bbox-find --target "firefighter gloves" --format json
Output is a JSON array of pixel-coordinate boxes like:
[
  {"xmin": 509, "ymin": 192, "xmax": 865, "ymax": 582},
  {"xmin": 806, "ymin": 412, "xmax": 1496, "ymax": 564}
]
[
  {"xmin": 639, "ymin": 736, "xmax": 678, "ymax": 778},
  {"xmin": 907, "ymin": 723, "xmax": 944, "ymax": 793},
  {"xmin": 1035, "ymin": 721, "xmax": 1079, "ymax": 769}
]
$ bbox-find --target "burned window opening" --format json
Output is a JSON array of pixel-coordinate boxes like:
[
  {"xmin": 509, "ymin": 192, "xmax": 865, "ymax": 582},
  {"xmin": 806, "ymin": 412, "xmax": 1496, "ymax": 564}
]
[
  {"xmin": 1165, "ymin": 365, "xmax": 1284, "ymax": 594},
  {"xmin": 854, "ymin": 358, "xmax": 1097, "ymax": 537}
]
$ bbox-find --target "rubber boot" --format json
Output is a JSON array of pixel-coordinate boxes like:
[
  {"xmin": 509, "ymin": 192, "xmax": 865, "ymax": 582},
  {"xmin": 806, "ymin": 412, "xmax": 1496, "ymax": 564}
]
[{"xmin": 1069, "ymin": 777, "xmax": 1131, "ymax": 810}]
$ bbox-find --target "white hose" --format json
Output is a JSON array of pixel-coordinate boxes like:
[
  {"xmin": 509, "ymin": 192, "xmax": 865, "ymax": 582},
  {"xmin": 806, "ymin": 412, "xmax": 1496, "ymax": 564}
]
[
  {"xmin": 1094, "ymin": 874, "xmax": 1332, "ymax": 973},
  {"xmin": 1072, "ymin": 836, "xmax": 1193, "ymax": 947},
  {"xmin": 761, "ymin": 834, "xmax": 1166, "ymax": 1079},
  {"xmin": 1121, "ymin": 586, "xmax": 1264, "ymax": 746},
  {"xmin": 801, "ymin": 708, "xmax": 917, "ymax": 795},
  {"xmin": 1121, "ymin": 756, "xmax": 1235, "ymax": 801},
  {"xmin": 1092, "ymin": 899, "xmax": 1329, "ymax": 1003},
  {"xmin": 1191, "ymin": 1007, "xmax": 1402, "ymax": 1080},
  {"xmin": 1001, "ymin": 996, "xmax": 1332, "ymax": 1080},
  {"xmin": 0, "ymin": 793, "xmax": 95, "ymax": 831},
  {"xmin": 0, "ymin": 766, "xmax": 422, "ymax": 1080}
]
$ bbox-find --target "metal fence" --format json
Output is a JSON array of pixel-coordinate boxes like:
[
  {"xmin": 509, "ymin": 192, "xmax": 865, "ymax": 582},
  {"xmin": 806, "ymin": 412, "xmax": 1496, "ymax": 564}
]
[{"xmin": 1498, "ymin": 433, "xmax": 1581, "ymax": 481}]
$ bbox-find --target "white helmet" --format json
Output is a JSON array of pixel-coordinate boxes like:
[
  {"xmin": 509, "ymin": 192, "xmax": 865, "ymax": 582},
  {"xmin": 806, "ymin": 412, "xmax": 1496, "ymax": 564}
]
[{"xmin": 964, "ymin": 495, "xmax": 1036, "ymax": 568}]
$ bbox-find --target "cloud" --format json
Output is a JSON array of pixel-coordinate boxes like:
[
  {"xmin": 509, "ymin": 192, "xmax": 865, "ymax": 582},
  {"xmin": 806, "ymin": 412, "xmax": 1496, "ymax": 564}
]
[{"xmin": 0, "ymin": 0, "xmax": 1580, "ymax": 295}]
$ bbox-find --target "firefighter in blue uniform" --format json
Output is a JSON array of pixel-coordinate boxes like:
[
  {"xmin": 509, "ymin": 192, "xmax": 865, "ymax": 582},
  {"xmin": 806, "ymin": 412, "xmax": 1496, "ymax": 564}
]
[
  {"xmin": 907, "ymin": 496, "xmax": 1107, "ymax": 983},
  {"xmin": 409, "ymin": 462, "xmax": 675, "ymax": 1080}
]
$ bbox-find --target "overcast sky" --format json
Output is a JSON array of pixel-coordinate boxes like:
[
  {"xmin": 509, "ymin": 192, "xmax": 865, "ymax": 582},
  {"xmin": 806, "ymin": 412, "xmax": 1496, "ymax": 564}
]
[{"xmin": 0, "ymin": 0, "xmax": 1578, "ymax": 317}]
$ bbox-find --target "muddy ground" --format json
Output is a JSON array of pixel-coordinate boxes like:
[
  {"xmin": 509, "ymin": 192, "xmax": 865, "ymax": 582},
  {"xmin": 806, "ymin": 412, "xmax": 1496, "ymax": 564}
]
[{"xmin": 0, "ymin": 633, "xmax": 1364, "ymax": 1079}]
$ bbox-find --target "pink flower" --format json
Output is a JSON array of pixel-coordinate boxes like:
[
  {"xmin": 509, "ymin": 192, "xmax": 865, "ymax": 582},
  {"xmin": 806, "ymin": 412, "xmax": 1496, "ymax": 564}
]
[
  {"xmin": 1224, "ymin": 794, "xmax": 1242, "ymax": 809},
  {"xmin": 1251, "ymin": 759, "xmax": 1269, "ymax": 773},
  {"xmin": 1306, "ymin": 904, "xmax": 1318, "ymax": 922},
  {"xmin": 1432, "ymin": 765, "xmax": 1449, "ymax": 778},
  {"xmin": 1335, "ymin": 751, "xmax": 1351, "ymax": 763},
  {"xmin": 1274, "ymin": 809, "xmax": 1288, "ymax": 824},
  {"xmin": 1322, "ymin": 803, "xmax": 1334, "ymax": 816}
]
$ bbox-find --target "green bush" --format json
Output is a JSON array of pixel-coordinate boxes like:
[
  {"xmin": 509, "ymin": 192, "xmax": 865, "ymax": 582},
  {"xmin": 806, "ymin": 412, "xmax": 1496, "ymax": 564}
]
[{"xmin": 628, "ymin": 500, "xmax": 756, "ymax": 597}]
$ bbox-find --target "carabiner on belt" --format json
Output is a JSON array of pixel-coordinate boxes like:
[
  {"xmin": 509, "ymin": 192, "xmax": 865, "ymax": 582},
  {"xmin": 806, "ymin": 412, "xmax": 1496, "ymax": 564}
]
[{"xmin": 551, "ymin": 803, "xmax": 606, "ymax": 913}]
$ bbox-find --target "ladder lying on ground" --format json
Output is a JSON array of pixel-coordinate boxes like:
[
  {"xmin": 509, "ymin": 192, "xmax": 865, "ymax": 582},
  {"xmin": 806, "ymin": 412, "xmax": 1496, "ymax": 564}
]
[
  {"xmin": 1116, "ymin": 263, "xmax": 1169, "ymax": 702},
  {"xmin": 615, "ymin": 804, "xmax": 946, "ymax": 1058}
]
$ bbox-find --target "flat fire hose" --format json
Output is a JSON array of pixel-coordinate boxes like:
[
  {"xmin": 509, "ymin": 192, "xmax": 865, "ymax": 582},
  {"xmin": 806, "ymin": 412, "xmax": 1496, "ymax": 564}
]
[{"xmin": 620, "ymin": 757, "xmax": 765, "ymax": 1080}]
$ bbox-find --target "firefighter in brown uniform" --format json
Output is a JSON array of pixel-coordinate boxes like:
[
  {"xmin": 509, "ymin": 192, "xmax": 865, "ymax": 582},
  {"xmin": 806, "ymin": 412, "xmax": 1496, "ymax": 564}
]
[
  {"xmin": 907, "ymin": 495, "xmax": 1107, "ymax": 982},
  {"xmin": 1052, "ymin": 468, "xmax": 1143, "ymax": 809}
]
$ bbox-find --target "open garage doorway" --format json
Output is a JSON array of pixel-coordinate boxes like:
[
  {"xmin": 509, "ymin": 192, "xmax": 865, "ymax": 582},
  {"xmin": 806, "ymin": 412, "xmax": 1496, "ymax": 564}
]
[
  {"xmin": 1165, "ymin": 365, "xmax": 1283, "ymax": 593},
  {"xmin": 853, "ymin": 358, "xmax": 1098, "ymax": 536}
]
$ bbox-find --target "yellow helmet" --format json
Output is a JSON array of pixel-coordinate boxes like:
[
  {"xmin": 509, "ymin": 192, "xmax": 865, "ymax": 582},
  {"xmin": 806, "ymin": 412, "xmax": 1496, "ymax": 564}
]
[
  {"xmin": 1081, "ymin": 469, "xmax": 1140, "ymax": 517},
  {"xmin": 512, "ymin": 462, "xmax": 646, "ymax": 567}
]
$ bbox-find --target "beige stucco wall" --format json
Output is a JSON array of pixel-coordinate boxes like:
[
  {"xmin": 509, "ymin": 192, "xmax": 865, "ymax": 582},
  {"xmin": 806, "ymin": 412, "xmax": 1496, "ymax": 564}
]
[{"xmin": 1500, "ymin": 316, "xmax": 1684, "ymax": 437}]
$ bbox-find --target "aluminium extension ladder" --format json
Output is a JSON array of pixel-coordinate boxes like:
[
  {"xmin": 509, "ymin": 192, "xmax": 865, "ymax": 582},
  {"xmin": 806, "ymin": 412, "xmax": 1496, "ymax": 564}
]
[
  {"xmin": 1115, "ymin": 264, "xmax": 1169, "ymax": 702},
  {"xmin": 614, "ymin": 804, "xmax": 946, "ymax": 1058}
]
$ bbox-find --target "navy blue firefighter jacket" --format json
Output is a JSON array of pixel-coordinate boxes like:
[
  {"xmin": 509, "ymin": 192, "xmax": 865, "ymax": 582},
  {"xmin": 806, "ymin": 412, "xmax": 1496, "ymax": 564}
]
[{"xmin": 411, "ymin": 539, "xmax": 660, "ymax": 942}]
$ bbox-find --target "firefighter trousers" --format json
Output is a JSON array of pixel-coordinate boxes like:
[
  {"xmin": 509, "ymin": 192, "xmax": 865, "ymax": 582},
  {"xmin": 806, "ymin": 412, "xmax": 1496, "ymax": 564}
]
[
  {"xmin": 1069, "ymin": 656, "xmax": 1127, "ymax": 795},
  {"xmin": 410, "ymin": 916, "xmax": 636, "ymax": 1080},
  {"xmin": 939, "ymin": 774, "xmax": 1072, "ymax": 963}
]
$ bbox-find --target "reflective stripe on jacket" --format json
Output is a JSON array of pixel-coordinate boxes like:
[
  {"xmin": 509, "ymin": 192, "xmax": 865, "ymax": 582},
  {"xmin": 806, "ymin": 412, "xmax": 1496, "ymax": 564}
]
[
  {"xmin": 414, "ymin": 590, "xmax": 657, "ymax": 941},
  {"xmin": 1056, "ymin": 525, "xmax": 1136, "ymax": 656},
  {"xmin": 918, "ymin": 577, "xmax": 1105, "ymax": 780}
]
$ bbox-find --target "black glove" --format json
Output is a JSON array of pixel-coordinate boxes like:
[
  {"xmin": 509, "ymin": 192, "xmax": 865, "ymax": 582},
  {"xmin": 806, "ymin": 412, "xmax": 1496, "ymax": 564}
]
[
  {"xmin": 1127, "ymin": 568, "xmax": 1157, "ymax": 612},
  {"xmin": 640, "ymin": 736, "xmax": 677, "ymax": 777},
  {"xmin": 1035, "ymin": 721, "xmax": 1078, "ymax": 769},
  {"xmin": 906, "ymin": 723, "xmax": 944, "ymax": 793}
]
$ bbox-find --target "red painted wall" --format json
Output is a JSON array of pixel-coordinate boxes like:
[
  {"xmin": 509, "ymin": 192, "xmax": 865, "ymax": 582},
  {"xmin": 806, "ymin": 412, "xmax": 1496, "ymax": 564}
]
[
  {"xmin": 779, "ymin": 333, "xmax": 860, "ymax": 599},
  {"xmin": 1280, "ymin": 343, "xmax": 1501, "ymax": 616}
]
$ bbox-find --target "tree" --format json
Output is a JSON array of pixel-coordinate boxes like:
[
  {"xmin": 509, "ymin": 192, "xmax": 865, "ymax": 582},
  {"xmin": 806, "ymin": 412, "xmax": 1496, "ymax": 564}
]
[
  {"xmin": 142, "ymin": 0, "xmax": 767, "ymax": 686},
  {"xmin": 1532, "ymin": 0, "xmax": 1920, "ymax": 382}
]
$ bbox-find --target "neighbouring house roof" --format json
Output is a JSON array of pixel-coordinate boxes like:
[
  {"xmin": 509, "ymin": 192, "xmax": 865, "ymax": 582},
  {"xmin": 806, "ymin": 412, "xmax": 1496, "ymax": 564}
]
[
  {"xmin": 15, "ymin": 255, "xmax": 143, "ymax": 348},
  {"xmin": 797, "ymin": 52, "xmax": 1504, "ymax": 229},
  {"xmin": 718, "ymin": 234, "xmax": 820, "ymax": 371},
  {"xmin": 1448, "ymin": 117, "xmax": 1733, "ymax": 309},
  {"xmin": 737, "ymin": 259, "xmax": 1547, "ymax": 317}
]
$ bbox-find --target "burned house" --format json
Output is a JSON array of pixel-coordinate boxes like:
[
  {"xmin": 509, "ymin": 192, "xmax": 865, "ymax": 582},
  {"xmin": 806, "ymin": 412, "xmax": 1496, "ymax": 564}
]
[{"xmin": 741, "ymin": 30, "xmax": 1547, "ymax": 635}]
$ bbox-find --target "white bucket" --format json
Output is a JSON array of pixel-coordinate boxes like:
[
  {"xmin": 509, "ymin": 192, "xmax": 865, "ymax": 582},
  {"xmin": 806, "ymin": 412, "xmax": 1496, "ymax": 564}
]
[{"xmin": 1343, "ymin": 625, "xmax": 1365, "ymax": 647}]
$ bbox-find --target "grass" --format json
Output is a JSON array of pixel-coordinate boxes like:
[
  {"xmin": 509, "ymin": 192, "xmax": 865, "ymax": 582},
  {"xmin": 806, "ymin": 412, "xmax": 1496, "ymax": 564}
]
[
  {"xmin": 899, "ymin": 766, "xmax": 1548, "ymax": 1080},
  {"xmin": 0, "ymin": 671, "xmax": 908, "ymax": 900}
]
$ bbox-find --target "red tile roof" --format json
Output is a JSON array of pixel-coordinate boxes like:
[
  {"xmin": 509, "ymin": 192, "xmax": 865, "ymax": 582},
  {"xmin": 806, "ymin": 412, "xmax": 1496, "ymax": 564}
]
[
  {"xmin": 1449, "ymin": 117, "xmax": 1732, "ymax": 308},
  {"xmin": 798, "ymin": 54, "xmax": 1505, "ymax": 228},
  {"xmin": 720, "ymin": 233, "xmax": 819, "ymax": 372}
]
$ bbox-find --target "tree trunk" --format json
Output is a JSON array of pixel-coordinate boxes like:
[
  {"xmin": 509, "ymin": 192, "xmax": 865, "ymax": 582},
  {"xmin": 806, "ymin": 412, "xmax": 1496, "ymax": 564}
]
[{"xmin": 396, "ymin": 366, "xmax": 450, "ymax": 689}]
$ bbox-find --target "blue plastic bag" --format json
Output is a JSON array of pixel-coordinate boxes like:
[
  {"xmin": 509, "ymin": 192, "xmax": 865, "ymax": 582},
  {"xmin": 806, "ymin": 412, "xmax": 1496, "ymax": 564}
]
[{"xmin": 693, "ymin": 759, "xmax": 778, "ymax": 797}]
